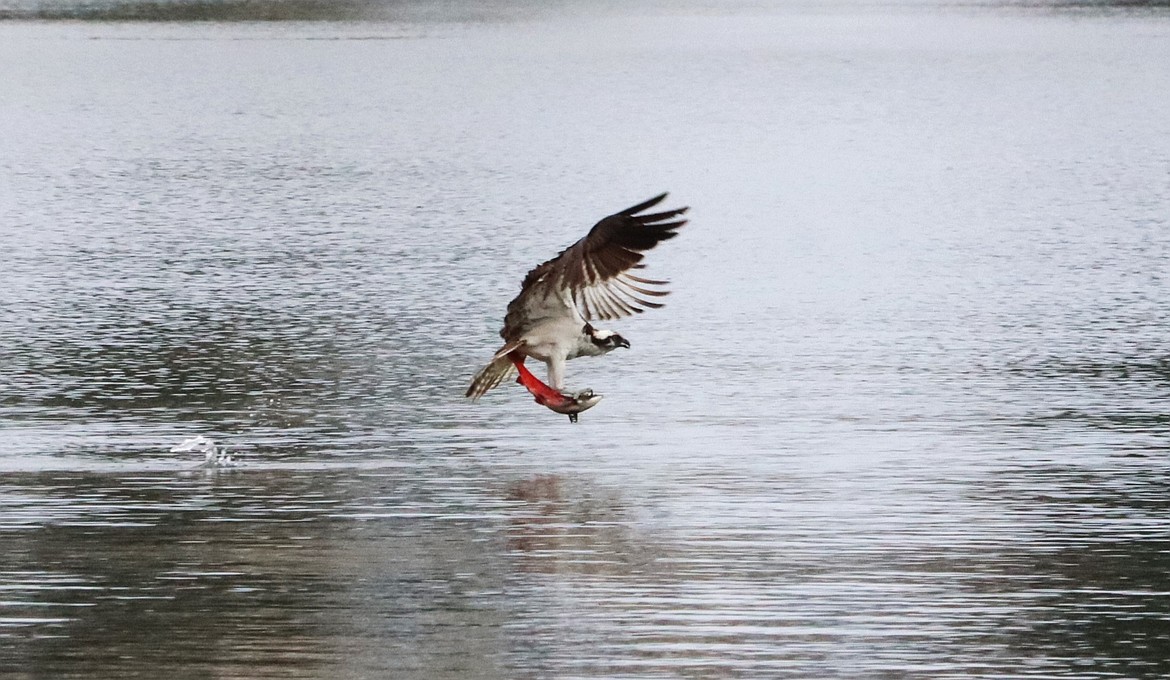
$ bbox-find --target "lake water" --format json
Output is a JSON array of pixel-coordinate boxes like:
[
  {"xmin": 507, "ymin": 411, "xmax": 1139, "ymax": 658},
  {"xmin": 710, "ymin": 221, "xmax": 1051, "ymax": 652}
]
[{"xmin": 2, "ymin": 2, "xmax": 1170, "ymax": 677}]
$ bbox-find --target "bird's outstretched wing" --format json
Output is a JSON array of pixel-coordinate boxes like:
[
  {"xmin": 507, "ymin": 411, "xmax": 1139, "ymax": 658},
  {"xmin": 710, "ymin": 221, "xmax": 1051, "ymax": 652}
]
[{"xmin": 503, "ymin": 193, "xmax": 688, "ymax": 338}]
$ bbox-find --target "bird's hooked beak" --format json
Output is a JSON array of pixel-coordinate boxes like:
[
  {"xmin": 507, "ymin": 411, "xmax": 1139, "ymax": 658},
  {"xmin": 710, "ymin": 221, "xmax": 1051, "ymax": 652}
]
[{"xmin": 618, "ymin": 337, "xmax": 630, "ymax": 349}]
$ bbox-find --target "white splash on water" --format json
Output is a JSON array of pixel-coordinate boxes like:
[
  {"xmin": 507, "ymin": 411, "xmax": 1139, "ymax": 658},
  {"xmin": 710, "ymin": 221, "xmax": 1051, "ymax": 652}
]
[{"xmin": 170, "ymin": 435, "xmax": 240, "ymax": 468}]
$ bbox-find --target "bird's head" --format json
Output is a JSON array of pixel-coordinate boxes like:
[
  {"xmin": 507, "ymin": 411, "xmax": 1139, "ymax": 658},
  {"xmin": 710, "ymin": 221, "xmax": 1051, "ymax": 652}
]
[{"xmin": 587, "ymin": 326, "xmax": 630, "ymax": 353}]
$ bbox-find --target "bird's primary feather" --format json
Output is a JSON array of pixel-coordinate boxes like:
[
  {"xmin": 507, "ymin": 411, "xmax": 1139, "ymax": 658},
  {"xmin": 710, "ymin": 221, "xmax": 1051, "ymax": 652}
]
[{"xmin": 502, "ymin": 193, "xmax": 688, "ymax": 342}]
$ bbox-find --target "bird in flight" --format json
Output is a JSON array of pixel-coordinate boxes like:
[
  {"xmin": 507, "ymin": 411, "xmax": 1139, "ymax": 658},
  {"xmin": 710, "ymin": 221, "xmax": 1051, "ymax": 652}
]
[{"xmin": 466, "ymin": 193, "xmax": 688, "ymax": 422}]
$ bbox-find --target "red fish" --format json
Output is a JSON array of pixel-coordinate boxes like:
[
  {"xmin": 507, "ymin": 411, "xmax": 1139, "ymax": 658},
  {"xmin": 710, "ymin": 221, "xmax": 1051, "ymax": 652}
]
[{"xmin": 510, "ymin": 355, "xmax": 602, "ymax": 423}]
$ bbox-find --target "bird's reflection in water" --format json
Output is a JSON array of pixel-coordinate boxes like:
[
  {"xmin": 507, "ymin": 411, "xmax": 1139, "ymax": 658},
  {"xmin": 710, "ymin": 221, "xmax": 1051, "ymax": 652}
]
[{"xmin": 503, "ymin": 474, "xmax": 655, "ymax": 576}]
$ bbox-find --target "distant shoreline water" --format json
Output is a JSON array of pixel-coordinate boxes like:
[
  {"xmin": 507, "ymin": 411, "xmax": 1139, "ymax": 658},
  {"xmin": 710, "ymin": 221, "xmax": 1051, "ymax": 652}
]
[
  {"xmin": 0, "ymin": 0, "xmax": 369, "ymax": 22},
  {"xmin": 0, "ymin": 0, "xmax": 1167, "ymax": 24}
]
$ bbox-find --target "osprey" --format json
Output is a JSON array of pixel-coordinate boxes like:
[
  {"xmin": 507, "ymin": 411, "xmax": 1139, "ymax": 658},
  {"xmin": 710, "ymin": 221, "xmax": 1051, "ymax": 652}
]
[{"xmin": 466, "ymin": 193, "xmax": 688, "ymax": 421}]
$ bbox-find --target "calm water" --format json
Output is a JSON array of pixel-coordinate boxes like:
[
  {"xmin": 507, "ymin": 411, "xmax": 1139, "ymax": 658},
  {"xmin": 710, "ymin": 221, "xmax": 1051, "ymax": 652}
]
[{"xmin": 3, "ymin": 3, "xmax": 1170, "ymax": 677}]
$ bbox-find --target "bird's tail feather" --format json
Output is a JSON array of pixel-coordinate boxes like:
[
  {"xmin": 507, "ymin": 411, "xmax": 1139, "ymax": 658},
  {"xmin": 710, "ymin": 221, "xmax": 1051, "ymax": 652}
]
[{"xmin": 466, "ymin": 353, "xmax": 517, "ymax": 400}]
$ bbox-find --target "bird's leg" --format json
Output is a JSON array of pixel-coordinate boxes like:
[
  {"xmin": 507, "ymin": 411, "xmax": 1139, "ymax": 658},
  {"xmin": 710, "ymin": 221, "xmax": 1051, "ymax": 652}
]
[
  {"xmin": 547, "ymin": 357, "xmax": 590, "ymax": 403},
  {"xmin": 547, "ymin": 358, "xmax": 566, "ymax": 394},
  {"xmin": 511, "ymin": 355, "xmax": 573, "ymax": 409}
]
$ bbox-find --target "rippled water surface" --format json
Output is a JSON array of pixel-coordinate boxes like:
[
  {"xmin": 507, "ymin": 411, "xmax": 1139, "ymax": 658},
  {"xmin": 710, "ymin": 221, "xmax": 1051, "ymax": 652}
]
[{"xmin": 3, "ymin": 3, "xmax": 1170, "ymax": 677}]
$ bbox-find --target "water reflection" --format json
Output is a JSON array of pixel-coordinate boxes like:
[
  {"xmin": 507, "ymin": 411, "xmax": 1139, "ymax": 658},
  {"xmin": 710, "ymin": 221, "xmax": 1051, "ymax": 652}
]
[
  {"xmin": 0, "ymin": 466, "xmax": 658, "ymax": 678},
  {"xmin": 4, "ymin": 454, "xmax": 1170, "ymax": 676},
  {"xmin": 973, "ymin": 461, "xmax": 1170, "ymax": 677}
]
